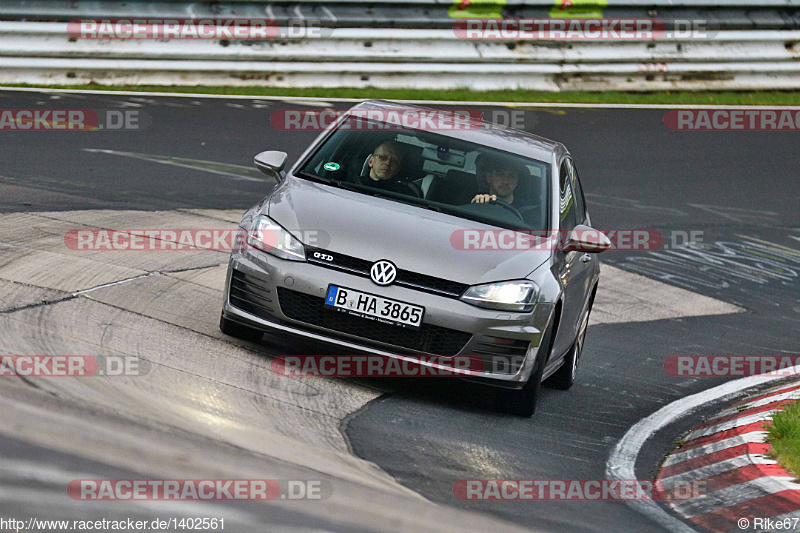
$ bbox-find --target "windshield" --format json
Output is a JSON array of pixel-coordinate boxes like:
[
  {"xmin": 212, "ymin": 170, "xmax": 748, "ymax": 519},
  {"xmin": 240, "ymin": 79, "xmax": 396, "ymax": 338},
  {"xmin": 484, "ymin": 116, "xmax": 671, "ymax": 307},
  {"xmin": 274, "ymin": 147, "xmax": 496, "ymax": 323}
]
[{"xmin": 297, "ymin": 116, "xmax": 550, "ymax": 231}]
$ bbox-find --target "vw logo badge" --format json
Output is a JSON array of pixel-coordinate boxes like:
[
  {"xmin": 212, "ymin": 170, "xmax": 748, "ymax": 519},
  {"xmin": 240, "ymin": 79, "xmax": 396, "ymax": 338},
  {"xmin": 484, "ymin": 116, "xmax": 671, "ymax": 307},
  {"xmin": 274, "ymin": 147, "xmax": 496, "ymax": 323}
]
[{"xmin": 370, "ymin": 260, "xmax": 397, "ymax": 286}]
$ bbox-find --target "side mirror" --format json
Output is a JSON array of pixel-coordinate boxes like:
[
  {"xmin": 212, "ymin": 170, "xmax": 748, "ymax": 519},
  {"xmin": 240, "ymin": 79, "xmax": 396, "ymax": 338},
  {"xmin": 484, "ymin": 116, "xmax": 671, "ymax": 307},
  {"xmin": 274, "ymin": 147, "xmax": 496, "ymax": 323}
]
[
  {"xmin": 254, "ymin": 151, "xmax": 288, "ymax": 179},
  {"xmin": 563, "ymin": 224, "xmax": 611, "ymax": 253}
]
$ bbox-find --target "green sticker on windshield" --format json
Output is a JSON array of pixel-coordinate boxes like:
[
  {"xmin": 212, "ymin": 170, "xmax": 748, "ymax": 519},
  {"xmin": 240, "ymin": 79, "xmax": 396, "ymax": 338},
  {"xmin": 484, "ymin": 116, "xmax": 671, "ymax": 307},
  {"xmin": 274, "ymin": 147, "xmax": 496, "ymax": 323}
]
[{"xmin": 323, "ymin": 162, "xmax": 340, "ymax": 171}]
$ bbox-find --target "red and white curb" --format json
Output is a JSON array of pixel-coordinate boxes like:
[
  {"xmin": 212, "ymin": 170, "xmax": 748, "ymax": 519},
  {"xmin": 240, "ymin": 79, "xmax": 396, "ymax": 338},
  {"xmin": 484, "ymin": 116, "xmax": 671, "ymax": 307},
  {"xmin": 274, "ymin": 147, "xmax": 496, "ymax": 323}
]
[{"xmin": 657, "ymin": 380, "xmax": 800, "ymax": 532}]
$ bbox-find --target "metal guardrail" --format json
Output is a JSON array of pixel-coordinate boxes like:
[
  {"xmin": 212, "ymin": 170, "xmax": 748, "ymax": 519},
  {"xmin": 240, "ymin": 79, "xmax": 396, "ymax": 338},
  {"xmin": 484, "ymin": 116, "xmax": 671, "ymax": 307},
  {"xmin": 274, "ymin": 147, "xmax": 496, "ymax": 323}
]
[
  {"xmin": 3, "ymin": 24, "xmax": 799, "ymax": 64},
  {"xmin": 0, "ymin": 3, "xmax": 798, "ymax": 91},
  {"xmin": 2, "ymin": 0, "xmax": 799, "ymax": 7},
  {"xmin": 3, "ymin": 56, "xmax": 800, "ymax": 91},
  {"xmin": 2, "ymin": 2, "xmax": 800, "ymax": 30}
]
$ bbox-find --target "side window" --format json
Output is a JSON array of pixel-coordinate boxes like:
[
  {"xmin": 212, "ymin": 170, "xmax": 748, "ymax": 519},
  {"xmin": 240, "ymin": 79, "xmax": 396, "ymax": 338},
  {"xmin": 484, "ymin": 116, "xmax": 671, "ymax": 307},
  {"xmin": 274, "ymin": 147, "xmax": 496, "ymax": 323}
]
[
  {"xmin": 559, "ymin": 160, "xmax": 577, "ymax": 231},
  {"xmin": 566, "ymin": 158, "xmax": 586, "ymax": 224}
]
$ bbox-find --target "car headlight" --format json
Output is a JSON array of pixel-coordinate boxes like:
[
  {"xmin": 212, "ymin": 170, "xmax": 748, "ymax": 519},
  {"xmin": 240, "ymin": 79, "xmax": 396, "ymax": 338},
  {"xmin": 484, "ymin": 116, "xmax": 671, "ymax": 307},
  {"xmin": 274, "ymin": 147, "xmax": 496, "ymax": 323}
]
[
  {"xmin": 460, "ymin": 280, "xmax": 540, "ymax": 312},
  {"xmin": 248, "ymin": 215, "xmax": 306, "ymax": 262}
]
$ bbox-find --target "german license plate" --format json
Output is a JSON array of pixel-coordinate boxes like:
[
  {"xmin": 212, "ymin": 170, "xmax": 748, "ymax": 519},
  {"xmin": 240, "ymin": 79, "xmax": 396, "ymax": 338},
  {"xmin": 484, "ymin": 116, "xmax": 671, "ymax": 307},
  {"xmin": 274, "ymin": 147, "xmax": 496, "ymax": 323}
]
[{"xmin": 324, "ymin": 285, "xmax": 424, "ymax": 329}]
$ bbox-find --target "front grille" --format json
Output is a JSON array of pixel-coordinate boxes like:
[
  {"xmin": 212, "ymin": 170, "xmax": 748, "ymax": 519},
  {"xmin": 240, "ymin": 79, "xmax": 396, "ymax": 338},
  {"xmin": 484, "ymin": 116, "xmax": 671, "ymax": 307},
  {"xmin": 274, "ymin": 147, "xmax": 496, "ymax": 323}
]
[
  {"xmin": 229, "ymin": 270, "xmax": 275, "ymax": 317},
  {"xmin": 307, "ymin": 248, "xmax": 468, "ymax": 298},
  {"xmin": 395, "ymin": 270, "xmax": 466, "ymax": 296},
  {"xmin": 277, "ymin": 287, "xmax": 472, "ymax": 356}
]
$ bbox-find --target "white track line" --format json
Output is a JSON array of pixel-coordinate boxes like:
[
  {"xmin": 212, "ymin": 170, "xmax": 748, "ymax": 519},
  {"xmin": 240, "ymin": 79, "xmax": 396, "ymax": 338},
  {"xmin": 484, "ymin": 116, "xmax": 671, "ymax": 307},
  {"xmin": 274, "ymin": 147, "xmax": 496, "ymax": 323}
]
[
  {"xmin": 662, "ymin": 432, "xmax": 769, "ymax": 467},
  {"xmin": 2, "ymin": 86, "xmax": 800, "ymax": 110},
  {"xmin": 710, "ymin": 388, "xmax": 800, "ymax": 420},
  {"xmin": 673, "ymin": 476, "xmax": 800, "ymax": 519},
  {"xmin": 659, "ymin": 455, "xmax": 777, "ymax": 490},
  {"xmin": 606, "ymin": 372, "xmax": 800, "ymax": 533},
  {"xmin": 686, "ymin": 412, "xmax": 777, "ymax": 441}
]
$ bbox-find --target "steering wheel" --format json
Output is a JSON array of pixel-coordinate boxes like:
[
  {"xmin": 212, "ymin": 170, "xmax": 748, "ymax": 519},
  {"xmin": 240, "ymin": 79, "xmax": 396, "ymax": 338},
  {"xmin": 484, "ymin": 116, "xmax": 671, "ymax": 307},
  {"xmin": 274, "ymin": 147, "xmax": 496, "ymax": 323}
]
[
  {"xmin": 516, "ymin": 203, "xmax": 544, "ymax": 217},
  {"xmin": 489, "ymin": 199, "xmax": 525, "ymax": 222}
]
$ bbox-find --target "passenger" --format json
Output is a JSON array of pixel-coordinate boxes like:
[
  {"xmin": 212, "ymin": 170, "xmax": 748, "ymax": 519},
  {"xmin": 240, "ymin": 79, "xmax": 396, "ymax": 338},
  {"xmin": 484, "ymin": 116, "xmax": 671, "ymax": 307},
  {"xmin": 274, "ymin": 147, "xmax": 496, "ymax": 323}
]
[
  {"xmin": 364, "ymin": 141, "xmax": 402, "ymax": 182},
  {"xmin": 360, "ymin": 141, "xmax": 418, "ymax": 196}
]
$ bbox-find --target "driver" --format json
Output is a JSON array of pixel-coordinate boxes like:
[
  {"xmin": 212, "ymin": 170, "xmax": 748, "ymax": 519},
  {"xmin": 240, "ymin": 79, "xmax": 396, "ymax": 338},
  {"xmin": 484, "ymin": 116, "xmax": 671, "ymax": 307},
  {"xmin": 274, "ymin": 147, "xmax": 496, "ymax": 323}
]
[{"xmin": 470, "ymin": 154, "xmax": 527, "ymax": 207}]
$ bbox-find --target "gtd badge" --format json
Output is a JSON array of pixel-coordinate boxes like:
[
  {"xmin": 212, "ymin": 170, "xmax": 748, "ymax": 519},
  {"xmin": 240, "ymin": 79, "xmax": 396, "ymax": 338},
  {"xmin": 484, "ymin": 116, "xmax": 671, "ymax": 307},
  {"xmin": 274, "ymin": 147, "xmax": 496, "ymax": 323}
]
[
  {"xmin": 370, "ymin": 260, "xmax": 397, "ymax": 286},
  {"xmin": 313, "ymin": 251, "xmax": 334, "ymax": 262}
]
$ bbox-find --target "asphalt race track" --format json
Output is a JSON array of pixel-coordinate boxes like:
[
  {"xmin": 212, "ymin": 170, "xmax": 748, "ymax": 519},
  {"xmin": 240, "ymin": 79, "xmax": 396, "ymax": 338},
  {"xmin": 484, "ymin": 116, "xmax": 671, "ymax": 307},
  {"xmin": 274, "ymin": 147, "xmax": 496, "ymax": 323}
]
[{"xmin": 0, "ymin": 88, "xmax": 798, "ymax": 532}]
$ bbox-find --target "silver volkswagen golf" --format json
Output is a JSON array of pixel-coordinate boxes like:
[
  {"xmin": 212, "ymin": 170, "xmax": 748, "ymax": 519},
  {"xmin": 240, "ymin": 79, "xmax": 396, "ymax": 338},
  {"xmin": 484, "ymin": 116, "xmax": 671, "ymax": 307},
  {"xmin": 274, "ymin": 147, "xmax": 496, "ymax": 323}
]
[{"xmin": 220, "ymin": 100, "xmax": 609, "ymax": 417}]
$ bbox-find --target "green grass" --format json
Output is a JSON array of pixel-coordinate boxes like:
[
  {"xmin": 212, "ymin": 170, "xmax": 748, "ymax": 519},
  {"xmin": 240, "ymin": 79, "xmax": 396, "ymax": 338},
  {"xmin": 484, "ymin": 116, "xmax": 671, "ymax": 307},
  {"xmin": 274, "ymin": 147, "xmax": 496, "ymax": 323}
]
[
  {"xmin": 3, "ymin": 83, "xmax": 800, "ymax": 105},
  {"xmin": 766, "ymin": 401, "xmax": 800, "ymax": 478}
]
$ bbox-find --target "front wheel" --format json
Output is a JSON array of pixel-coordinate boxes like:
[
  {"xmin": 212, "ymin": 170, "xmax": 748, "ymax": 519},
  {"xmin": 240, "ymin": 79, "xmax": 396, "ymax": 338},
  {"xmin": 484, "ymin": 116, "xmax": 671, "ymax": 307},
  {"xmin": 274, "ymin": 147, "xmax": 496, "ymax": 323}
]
[
  {"xmin": 498, "ymin": 360, "xmax": 545, "ymax": 417},
  {"xmin": 497, "ymin": 319, "xmax": 555, "ymax": 417},
  {"xmin": 548, "ymin": 300, "xmax": 591, "ymax": 390}
]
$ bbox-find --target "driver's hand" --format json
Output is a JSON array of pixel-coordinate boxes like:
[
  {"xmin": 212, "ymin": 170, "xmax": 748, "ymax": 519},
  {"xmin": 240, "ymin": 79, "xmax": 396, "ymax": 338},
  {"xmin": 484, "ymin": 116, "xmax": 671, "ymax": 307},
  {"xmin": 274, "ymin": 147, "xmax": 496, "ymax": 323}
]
[{"xmin": 471, "ymin": 194, "xmax": 497, "ymax": 204}]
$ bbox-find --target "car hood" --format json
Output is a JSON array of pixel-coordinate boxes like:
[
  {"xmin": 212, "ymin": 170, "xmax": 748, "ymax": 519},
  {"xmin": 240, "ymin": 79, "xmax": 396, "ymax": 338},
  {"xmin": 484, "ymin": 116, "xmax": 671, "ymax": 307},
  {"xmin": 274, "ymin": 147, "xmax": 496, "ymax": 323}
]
[{"xmin": 266, "ymin": 177, "xmax": 550, "ymax": 285}]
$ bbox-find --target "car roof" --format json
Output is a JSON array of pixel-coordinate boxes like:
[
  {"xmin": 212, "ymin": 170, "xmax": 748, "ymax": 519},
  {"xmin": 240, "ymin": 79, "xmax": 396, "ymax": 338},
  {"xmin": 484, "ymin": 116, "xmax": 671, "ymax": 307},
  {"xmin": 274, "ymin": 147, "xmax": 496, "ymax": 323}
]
[{"xmin": 350, "ymin": 99, "xmax": 564, "ymax": 163}]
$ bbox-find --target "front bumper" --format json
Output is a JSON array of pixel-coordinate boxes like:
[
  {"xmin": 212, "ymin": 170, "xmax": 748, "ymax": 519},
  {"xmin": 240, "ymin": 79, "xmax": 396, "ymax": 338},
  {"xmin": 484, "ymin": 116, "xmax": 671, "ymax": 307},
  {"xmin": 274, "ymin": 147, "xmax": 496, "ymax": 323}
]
[{"xmin": 222, "ymin": 248, "xmax": 555, "ymax": 385}]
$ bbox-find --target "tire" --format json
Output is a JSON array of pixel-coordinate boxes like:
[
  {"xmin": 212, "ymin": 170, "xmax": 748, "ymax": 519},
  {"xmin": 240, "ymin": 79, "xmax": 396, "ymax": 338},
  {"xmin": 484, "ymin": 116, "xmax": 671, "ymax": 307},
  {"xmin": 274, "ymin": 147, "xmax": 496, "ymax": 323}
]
[
  {"xmin": 219, "ymin": 313, "xmax": 263, "ymax": 342},
  {"xmin": 497, "ymin": 318, "xmax": 555, "ymax": 418},
  {"xmin": 498, "ymin": 359, "xmax": 545, "ymax": 417},
  {"xmin": 548, "ymin": 299, "xmax": 591, "ymax": 391}
]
